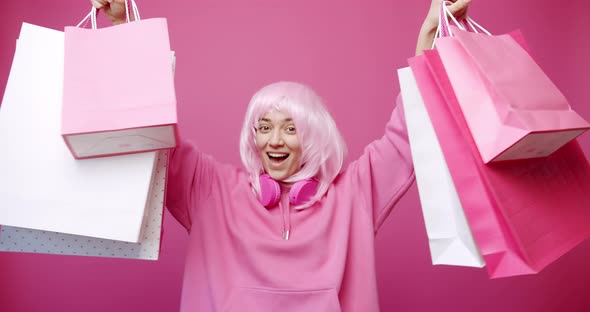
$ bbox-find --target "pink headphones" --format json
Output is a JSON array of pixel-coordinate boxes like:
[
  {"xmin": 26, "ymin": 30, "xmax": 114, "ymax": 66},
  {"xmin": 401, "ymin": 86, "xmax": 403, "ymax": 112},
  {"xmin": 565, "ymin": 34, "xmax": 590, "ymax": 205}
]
[{"xmin": 259, "ymin": 174, "xmax": 318, "ymax": 207}]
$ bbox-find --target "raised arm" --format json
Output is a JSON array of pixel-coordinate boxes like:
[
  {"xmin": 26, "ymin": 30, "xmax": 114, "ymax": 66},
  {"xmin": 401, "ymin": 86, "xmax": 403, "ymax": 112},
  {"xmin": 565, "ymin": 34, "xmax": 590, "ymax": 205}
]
[
  {"xmin": 344, "ymin": 95, "xmax": 414, "ymax": 232},
  {"xmin": 165, "ymin": 139, "xmax": 222, "ymax": 233}
]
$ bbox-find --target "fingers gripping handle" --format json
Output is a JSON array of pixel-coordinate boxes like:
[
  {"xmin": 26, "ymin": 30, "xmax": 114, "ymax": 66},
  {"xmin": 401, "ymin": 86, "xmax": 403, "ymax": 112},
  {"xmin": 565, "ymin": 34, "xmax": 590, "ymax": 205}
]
[
  {"xmin": 435, "ymin": 0, "xmax": 491, "ymax": 44},
  {"xmin": 76, "ymin": 0, "xmax": 141, "ymax": 29}
]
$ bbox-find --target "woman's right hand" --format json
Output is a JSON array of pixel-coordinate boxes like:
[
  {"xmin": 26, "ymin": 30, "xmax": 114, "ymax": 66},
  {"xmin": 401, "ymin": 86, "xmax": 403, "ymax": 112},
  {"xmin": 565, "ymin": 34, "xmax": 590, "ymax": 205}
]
[
  {"xmin": 416, "ymin": 0, "xmax": 472, "ymax": 55},
  {"xmin": 90, "ymin": 0, "xmax": 127, "ymax": 25}
]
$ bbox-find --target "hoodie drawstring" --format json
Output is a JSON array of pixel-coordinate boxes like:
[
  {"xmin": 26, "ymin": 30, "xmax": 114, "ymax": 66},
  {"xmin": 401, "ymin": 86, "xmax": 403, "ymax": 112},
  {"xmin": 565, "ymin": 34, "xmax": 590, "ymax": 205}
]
[{"xmin": 280, "ymin": 194, "xmax": 291, "ymax": 240}]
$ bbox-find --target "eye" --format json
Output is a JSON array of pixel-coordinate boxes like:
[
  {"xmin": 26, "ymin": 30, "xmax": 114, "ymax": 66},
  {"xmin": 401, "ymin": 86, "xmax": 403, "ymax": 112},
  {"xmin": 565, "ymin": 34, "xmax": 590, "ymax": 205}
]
[
  {"xmin": 258, "ymin": 125, "xmax": 271, "ymax": 133},
  {"xmin": 285, "ymin": 126, "xmax": 296, "ymax": 134}
]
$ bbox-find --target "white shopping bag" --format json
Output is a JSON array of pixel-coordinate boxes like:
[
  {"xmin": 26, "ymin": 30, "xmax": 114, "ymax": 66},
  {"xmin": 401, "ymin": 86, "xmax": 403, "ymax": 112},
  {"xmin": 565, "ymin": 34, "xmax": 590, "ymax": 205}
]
[
  {"xmin": 0, "ymin": 23, "xmax": 158, "ymax": 243},
  {"xmin": 399, "ymin": 67, "xmax": 484, "ymax": 267},
  {"xmin": 0, "ymin": 151, "xmax": 168, "ymax": 260}
]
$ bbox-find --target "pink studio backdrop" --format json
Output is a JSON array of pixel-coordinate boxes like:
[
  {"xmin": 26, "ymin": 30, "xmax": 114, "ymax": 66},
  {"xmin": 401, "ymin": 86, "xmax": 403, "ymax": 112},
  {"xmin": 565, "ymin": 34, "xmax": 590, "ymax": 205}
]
[{"xmin": 1, "ymin": 0, "xmax": 589, "ymax": 311}]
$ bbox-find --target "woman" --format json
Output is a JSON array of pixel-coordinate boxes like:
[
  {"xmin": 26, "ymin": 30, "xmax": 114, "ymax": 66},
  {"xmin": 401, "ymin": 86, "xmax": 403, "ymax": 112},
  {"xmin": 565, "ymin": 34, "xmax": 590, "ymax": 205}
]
[{"xmin": 93, "ymin": 0, "xmax": 472, "ymax": 311}]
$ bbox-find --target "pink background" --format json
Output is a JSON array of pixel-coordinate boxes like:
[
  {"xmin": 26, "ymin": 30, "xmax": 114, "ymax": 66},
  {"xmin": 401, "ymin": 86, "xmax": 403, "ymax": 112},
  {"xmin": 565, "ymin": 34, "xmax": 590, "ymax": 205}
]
[{"xmin": 1, "ymin": 0, "xmax": 589, "ymax": 311}]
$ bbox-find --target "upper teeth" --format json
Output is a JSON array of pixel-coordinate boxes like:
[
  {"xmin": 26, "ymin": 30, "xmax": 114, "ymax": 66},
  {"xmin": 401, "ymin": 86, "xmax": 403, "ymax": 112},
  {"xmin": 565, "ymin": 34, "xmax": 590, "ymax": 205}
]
[{"xmin": 268, "ymin": 153, "xmax": 288, "ymax": 157}]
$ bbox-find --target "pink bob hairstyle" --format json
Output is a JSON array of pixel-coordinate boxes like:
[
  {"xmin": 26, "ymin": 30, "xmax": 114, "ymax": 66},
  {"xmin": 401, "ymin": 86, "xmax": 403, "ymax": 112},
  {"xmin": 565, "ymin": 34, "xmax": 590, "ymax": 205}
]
[{"xmin": 239, "ymin": 81, "xmax": 347, "ymax": 209}]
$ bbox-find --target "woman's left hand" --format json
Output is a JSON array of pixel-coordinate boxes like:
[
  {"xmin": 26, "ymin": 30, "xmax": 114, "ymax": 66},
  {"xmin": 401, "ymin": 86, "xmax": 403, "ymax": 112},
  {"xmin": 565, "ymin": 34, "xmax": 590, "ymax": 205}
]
[{"xmin": 416, "ymin": 0, "xmax": 472, "ymax": 55}]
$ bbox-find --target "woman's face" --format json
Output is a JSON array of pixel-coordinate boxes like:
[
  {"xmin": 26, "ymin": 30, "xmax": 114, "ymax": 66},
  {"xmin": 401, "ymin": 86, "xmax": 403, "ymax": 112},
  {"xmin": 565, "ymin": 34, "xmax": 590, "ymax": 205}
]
[{"xmin": 255, "ymin": 110, "xmax": 302, "ymax": 181}]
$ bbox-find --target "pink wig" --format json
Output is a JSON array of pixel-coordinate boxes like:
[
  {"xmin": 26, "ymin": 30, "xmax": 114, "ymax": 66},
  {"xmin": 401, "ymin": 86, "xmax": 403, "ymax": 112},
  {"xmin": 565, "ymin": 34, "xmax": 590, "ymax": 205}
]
[{"xmin": 239, "ymin": 81, "xmax": 347, "ymax": 208}]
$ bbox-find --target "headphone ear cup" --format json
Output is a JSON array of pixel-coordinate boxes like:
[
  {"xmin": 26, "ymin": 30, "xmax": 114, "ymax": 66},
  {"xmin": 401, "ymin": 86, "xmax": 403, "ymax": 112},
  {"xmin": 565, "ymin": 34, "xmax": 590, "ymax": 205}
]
[
  {"xmin": 259, "ymin": 174, "xmax": 281, "ymax": 207},
  {"xmin": 289, "ymin": 179, "xmax": 319, "ymax": 205}
]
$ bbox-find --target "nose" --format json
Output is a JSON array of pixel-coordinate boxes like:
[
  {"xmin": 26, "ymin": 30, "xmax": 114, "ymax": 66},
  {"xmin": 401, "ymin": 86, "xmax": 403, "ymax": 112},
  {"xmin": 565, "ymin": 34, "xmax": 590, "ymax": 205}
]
[{"xmin": 268, "ymin": 129, "xmax": 284, "ymax": 147}]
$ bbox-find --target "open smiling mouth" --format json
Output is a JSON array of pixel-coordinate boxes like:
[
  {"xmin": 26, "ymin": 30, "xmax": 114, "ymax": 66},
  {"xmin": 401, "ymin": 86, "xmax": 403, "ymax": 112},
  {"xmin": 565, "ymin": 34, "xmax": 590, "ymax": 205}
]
[{"xmin": 267, "ymin": 152, "xmax": 290, "ymax": 165}]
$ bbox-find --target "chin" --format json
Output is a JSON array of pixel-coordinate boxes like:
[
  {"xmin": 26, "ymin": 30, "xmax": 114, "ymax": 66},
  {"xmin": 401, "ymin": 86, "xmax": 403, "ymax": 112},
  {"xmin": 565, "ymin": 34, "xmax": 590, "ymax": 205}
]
[
  {"xmin": 265, "ymin": 167, "xmax": 297, "ymax": 181},
  {"xmin": 267, "ymin": 171, "xmax": 289, "ymax": 181}
]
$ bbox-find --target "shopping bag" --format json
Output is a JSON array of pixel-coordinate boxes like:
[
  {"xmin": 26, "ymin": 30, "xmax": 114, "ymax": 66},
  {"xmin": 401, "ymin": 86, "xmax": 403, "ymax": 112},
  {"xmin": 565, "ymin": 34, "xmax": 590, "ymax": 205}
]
[
  {"xmin": 434, "ymin": 26, "xmax": 589, "ymax": 163},
  {"xmin": 409, "ymin": 50, "xmax": 590, "ymax": 278},
  {"xmin": 0, "ymin": 22, "xmax": 159, "ymax": 243},
  {"xmin": 399, "ymin": 67, "xmax": 484, "ymax": 268},
  {"xmin": 62, "ymin": 1, "xmax": 177, "ymax": 159},
  {"xmin": 0, "ymin": 151, "xmax": 168, "ymax": 260}
]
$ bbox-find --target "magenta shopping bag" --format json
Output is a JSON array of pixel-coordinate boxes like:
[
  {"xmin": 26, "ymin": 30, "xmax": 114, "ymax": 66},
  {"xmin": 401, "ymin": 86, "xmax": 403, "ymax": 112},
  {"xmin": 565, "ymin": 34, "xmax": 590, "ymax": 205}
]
[
  {"xmin": 408, "ymin": 50, "xmax": 590, "ymax": 278},
  {"xmin": 434, "ymin": 26, "xmax": 589, "ymax": 164},
  {"xmin": 62, "ymin": 4, "xmax": 177, "ymax": 159}
]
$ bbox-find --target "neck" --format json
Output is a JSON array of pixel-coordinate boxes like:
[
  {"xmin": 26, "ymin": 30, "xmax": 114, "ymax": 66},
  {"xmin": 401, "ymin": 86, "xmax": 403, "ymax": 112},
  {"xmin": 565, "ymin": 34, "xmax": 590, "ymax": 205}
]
[{"xmin": 279, "ymin": 181, "xmax": 294, "ymax": 193}]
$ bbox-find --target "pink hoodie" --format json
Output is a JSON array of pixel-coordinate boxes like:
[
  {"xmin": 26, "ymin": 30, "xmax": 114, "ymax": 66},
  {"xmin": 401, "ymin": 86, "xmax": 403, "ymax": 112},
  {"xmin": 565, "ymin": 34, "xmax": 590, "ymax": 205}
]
[{"xmin": 166, "ymin": 96, "xmax": 414, "ymax": 311}]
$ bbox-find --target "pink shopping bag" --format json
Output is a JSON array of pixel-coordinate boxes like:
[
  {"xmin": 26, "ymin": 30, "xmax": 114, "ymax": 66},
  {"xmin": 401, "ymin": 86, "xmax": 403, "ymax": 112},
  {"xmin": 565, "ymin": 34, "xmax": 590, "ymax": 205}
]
[
  {"xmin": 434, "ymin": 26, "xmax": 590, "ymax": 164},
  {"xmin": 409, "ymin": 50, "xmax": 590, "ymax": 278},
  {"xmin": 62, "ymin": 6, "xmax": 177, "ymax": 159}
]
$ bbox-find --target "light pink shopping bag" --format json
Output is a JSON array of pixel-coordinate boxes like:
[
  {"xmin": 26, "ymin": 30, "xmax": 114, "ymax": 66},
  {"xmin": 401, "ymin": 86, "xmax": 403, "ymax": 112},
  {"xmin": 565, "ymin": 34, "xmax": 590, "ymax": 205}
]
[
  {"xmin": 62, "ymin": 13, "xmax": 177, "ymax": 159},
  {"xmin": 434, "ymin": 26, "xmax": 589, "ymax": 164},
  {"xmin": 409, "ymin": 50, "xmax": 590, "ymax": 278}
]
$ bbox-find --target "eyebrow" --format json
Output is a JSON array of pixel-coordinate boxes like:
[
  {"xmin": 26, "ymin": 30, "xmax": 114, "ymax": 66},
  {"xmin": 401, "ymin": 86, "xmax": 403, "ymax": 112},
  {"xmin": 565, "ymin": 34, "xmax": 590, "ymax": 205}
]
[{"xmin": 259, "ymin": 117, "xmax": 293, "ymax": 123}]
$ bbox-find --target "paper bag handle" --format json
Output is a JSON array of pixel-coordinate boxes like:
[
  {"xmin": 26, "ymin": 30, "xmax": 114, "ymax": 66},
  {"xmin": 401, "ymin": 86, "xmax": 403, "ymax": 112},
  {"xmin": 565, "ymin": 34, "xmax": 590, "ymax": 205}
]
[
  {"xmin": 433, "ymin": 1, "xmax": 491, "ymax": 48},
  {"xmin": 76, "ymin": 0, "xmax": 141, "ymax": 29}
]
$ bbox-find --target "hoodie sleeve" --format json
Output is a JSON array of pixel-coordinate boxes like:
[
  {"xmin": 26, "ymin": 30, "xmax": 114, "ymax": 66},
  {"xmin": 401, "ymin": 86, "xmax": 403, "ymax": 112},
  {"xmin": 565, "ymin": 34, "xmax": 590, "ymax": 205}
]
[
  {"xmin": 166, "ymin": 138, "xmax": 217, "ymax": 233},
  {"xmin": 346, "ymin": 94, "xmax": 415, "ymax": 232}
]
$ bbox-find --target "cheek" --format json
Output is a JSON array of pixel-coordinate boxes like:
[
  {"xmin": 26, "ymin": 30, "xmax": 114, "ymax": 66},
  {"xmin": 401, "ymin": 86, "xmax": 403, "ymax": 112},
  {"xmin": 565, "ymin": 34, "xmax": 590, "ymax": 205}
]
[
  {"xmin": 293, "ymin": 149, "xmax": 302, "ymax": 163},
  {"xmin": 287, "ymin": 136, "xmax": 301, "ymax": 150},
  {"xmin": 286, "ymin": 138, "xmax": 302, "ymax": 159},
  {"xmin": 255, "ymin": 134, "xmax": 266, "ymax": 150}
]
